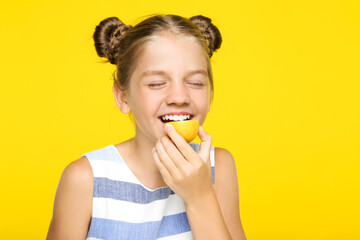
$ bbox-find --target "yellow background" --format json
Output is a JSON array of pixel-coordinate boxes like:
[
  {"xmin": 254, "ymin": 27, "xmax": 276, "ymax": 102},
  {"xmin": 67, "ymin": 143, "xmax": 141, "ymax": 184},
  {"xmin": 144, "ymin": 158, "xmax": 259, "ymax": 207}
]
[{"xmin": 1, "ymin": 0, "xmax": 359, "ymax": 239}]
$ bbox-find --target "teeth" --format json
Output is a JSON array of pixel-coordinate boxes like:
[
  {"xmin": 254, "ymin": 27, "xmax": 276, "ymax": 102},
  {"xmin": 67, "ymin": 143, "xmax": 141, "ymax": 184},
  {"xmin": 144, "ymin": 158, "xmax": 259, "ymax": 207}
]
[{"xmin": 161, "ymin": 115, "xmax": 190, "ymax": 121}]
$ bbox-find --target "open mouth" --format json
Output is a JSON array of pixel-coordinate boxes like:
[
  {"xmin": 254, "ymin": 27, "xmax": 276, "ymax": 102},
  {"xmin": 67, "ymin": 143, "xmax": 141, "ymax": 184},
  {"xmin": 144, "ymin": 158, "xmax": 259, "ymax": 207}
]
[{"xmin": 159, "ymin": 114, "xmax": 194, "ymax": 123}]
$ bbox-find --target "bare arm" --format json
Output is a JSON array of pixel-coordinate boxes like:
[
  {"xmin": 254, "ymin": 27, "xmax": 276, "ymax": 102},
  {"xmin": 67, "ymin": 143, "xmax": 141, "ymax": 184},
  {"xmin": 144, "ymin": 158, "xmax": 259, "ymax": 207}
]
[
  {"xmin": 179, "ymin": 148, "xmax": 246, "ymax": 240},
  {"xmin": 153, "ymin": 125, "xmax": 246, "ymax": 239},
  {"xmin": 46, "ymin": 157, "xmax": 93, "ymax": 240},
  {"xmin": 214, "ymin": 147, "xmax": 247, "ymax": 240}
]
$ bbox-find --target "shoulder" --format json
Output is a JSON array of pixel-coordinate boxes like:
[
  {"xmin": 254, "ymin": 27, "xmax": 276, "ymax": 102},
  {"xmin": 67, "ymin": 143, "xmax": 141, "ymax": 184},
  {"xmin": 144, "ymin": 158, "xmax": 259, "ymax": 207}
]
[
  {"xmin": 56, "ymin": 156, "xmax": 94, "ymax": 210},
  {"xmin": 214, "ymin": 147, "xmax": 238, "ymax": 192},
  {"xmin": 62, "ymin": 156, "xmax": 93, "ymax": 181},
  {"xmin": 46, "ymin": 157, "xmax": 93, "ymax": 239},
  {"xmin": 214, "ymin": 147, "xmax": 237, "ymax": 179},
  {"xmin": 57, "ymin": 157, "xmax": 94, "ymax": 203},
  {"xmin": 59, "ymin": 156, "xmax": 93, "ymax": 193},
  {"xmin": 214, "ymin": 147, "xmax": 234, "ymax": 160},
  {"xmin": 213, "ymin": 146, "xmax": 238, "ymax": 195}
]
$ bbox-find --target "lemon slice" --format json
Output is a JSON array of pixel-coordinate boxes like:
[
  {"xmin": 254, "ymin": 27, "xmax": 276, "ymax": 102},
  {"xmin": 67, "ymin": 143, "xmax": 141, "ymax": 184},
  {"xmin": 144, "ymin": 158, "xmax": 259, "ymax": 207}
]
[{"xmin": 163, "ymin": 120, "xmax": 199, "ymax": 143}]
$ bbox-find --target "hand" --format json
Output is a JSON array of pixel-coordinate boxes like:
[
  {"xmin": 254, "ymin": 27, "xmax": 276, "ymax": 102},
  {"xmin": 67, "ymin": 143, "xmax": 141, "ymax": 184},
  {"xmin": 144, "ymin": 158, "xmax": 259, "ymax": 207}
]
[{"xmin": 152, "ymin": 124, "xmax": 214, "ymax": 204}]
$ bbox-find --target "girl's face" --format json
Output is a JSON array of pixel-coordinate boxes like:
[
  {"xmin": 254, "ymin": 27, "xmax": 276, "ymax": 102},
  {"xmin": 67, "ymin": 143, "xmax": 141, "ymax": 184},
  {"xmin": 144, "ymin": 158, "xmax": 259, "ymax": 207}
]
[{"xmin": 123, "ymin": 34, "xmax": 212, "ymax": 143}]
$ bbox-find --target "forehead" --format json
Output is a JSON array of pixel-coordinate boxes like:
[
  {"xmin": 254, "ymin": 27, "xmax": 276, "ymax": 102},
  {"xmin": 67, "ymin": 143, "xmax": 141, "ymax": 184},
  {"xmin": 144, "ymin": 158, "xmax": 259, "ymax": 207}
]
[{"xmin": 132, "ymin": 35, "xmax": 208, "ymax": 77}]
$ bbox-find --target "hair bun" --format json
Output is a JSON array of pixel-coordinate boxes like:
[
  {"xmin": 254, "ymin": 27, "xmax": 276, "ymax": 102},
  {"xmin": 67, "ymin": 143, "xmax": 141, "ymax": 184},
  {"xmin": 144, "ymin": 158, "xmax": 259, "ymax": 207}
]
[
  {"xmin": 93, "ymin": 17, "xmax": 132, "ymax": 64},
  {"xmin": 189, "ymin": 15, "xmax": 222, "ymax": 57}
]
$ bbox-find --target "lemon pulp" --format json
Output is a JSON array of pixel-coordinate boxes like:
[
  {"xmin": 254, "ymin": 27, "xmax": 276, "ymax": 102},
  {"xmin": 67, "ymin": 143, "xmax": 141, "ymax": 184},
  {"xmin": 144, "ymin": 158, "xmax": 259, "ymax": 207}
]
[{"xmin": 163, "ymin": 120, "xmax": 199, "ymax": 143}]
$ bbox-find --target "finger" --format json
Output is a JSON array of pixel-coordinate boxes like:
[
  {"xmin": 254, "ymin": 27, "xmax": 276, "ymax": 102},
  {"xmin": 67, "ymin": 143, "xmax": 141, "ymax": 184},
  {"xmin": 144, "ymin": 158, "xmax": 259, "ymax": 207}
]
[
  {"xmin": 164, "ymin": 123, "xmax": 198, "ymax": 163},
  {"xmin": 160, "ymin": 136, "xmax": 190, "ymax": 173},
  {"xmin": 197, "ymin": 125, "xmax": 212, "ymax": 163},
  {"xmin": 155, "ymin": 140, "xmax": 180, "ymax": 177},
  {"xmin": 152, "ymin": 147, "xmax": 172, "ymax": 182}
]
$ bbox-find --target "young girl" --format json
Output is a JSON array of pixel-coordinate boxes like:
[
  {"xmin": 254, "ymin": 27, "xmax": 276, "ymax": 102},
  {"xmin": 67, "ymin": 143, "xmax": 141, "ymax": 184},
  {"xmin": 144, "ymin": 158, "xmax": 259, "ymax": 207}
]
[{"xmin": 47, "ymin": 14, "xmax": 246, "ymax": 240}]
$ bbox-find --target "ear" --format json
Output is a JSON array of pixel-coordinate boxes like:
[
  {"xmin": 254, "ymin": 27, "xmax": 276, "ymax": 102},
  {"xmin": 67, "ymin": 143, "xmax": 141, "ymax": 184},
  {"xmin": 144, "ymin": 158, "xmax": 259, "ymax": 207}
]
[{"xmin": 113, "ymin": 83, "xmax": 131, "ymax": 114}]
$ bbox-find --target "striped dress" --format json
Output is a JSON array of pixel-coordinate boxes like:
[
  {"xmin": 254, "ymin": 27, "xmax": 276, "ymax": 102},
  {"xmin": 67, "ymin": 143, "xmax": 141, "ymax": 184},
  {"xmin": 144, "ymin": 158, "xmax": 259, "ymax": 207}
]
[{"xmin": 81, "ymin": 143, "xmax": 215, "ymax": 240}]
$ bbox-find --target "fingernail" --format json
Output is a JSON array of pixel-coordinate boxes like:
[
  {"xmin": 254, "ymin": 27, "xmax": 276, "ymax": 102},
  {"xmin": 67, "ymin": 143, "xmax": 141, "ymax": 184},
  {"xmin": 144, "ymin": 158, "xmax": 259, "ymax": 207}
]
[
  {"xmin": 152, "ymin": 147, "xmax": 156, "ymax": 153},
  {"xmin": 165, "ymin": 123, "xmax": 173, "ymax": 132}
]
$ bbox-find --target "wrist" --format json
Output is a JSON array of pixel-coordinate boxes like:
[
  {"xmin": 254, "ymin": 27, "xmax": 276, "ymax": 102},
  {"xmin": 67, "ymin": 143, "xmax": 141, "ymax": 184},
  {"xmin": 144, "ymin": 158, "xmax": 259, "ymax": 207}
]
[
  {"xmin": 184, "ymin": 187, "xmax": 233, "ymax": 240},
  {"xmin": 184, "ymin": 186, "xmax": 217, "ymax": 210}
]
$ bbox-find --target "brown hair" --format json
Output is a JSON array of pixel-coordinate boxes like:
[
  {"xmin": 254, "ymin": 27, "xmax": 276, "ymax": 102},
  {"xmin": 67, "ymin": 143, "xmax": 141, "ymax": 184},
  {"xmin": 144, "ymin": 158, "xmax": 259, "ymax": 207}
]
[{"xmin": 93, "ymin": 14, "xmax": 222, "ymax": 94}]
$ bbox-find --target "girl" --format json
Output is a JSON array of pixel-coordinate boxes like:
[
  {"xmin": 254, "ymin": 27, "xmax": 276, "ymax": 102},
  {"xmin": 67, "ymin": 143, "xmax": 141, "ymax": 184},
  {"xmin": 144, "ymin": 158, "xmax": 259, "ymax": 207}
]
[{"xmin": 47, "ymin": 14, "xmax": 246, "ymax": 240}]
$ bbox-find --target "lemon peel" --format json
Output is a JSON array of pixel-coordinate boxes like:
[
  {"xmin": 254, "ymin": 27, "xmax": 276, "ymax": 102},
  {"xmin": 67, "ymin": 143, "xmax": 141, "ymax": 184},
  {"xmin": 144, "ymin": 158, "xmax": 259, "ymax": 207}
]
[{"xmin": 163, "ymin": 120, "xmax": 199, "ymax": 143}]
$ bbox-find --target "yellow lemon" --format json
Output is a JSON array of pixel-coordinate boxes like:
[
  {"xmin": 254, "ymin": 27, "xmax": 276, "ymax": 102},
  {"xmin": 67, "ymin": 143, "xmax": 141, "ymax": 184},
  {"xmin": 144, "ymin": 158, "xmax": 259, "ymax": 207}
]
[{"xmin": 163, "ymin": 120, "xmax": 199, "ymax": 143}]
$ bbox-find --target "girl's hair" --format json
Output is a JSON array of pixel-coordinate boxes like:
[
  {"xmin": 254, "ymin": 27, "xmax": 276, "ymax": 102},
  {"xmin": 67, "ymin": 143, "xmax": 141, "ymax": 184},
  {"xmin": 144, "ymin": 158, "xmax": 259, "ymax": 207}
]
[{"xmin": 93, "ymin": 14, "xmax": 222, "ymax": 94}]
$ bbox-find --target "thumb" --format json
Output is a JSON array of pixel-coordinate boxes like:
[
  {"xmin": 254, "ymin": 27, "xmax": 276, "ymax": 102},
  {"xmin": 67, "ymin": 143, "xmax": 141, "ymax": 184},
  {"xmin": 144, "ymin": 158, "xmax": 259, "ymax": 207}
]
[{"xmin": 197, "ymin": 125, "xmax": 212, "ymax": 164}]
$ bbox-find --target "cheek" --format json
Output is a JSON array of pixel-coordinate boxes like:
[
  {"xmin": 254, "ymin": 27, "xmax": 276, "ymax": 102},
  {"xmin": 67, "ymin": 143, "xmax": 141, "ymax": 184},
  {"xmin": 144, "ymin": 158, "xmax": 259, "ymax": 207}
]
[
  {"xmin": 129, "ymin": 89, "xmax": 163, "ymax": 115},
  {"xmin": 191, "ymin": 90, "xmax": 211, "ymax": 115},
  {"xmin": 195, "ymin": 88, "xmax": 211, "ymax": 105}
]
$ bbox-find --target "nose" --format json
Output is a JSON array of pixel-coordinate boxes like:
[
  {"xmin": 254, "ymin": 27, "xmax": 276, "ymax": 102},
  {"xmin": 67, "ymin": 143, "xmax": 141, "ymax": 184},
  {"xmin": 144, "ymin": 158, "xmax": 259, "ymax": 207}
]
[{"xmin": 165, "ymin": 82, "xmax": 190, "ymax": 106}]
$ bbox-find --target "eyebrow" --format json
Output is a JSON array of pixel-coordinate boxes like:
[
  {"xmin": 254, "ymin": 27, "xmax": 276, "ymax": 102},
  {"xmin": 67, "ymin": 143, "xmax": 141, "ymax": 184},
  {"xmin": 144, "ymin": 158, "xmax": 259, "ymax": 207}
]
[
  {"xmin": 141, "ymin": 69, "xmax": 207, "ymax": 79},
  {"xmin": 141, "ymin": 70, "xmax": 168, "ymax": 78}
]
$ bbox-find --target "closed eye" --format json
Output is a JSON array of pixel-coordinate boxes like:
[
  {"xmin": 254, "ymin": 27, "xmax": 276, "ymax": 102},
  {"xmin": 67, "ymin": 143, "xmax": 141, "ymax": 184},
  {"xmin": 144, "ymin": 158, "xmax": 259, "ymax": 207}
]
[
  {"xmin": 187, "ymin": 82, "xmax": 206, "ymax": 88},
  {"xmin": 148, "ymin": 83, "xmax": 165, "ymax": 88}
]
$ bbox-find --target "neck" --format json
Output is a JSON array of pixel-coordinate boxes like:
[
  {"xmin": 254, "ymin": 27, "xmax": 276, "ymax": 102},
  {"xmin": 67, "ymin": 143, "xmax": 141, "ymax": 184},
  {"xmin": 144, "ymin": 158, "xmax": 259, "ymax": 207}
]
[{"xmin": 128, "ymin": 133, "xmax": 162, "ymax": 176}]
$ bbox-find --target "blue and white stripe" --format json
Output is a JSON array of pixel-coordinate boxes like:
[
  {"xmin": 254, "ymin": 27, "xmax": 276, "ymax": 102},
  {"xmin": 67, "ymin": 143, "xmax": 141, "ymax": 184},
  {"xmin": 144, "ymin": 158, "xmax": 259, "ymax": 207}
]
[{"xmin": 82, "ymin": 143, "xmax": 215, "ymax": 240}]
